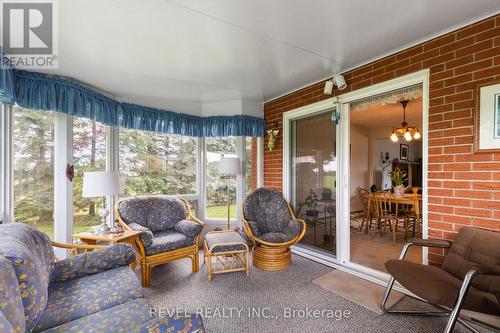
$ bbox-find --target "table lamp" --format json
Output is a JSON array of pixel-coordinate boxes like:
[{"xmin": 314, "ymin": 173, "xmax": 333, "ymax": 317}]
[
  {"xmin": 219, "ymin": 156, "xmax": 241, "ymax": 230},
  {"xmin": 82, "ymin": 171, "xmax": 123, "ymax": 235}
]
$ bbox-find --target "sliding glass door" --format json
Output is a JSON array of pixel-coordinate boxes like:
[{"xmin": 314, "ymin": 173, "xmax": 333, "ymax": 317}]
[{"xmin": 289, "ymin": 108, "xmax": 338, "ymax": 255}]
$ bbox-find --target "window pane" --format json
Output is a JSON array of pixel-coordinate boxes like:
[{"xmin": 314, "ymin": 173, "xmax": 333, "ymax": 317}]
[
  {"xmin": 13, "ymin": 107, "xmax": 55, "ymax": 238},
  {"xmin": 73, "ymin": 118, "xmax": 106, "ymax": 232},
  {"xmin": 119, "ymin": 128, "xmax": 197, "ymax": 196},
  {"xmin": 186, "ymin": 199, "xmax": 198, "ymax": 217},
  {"xmin": 205, "ymin": 137, "xmax": 237, "ymax": 219},
  {"xmin": 245, "ymin": 137, "xmax": 257, "ymax": 195}
]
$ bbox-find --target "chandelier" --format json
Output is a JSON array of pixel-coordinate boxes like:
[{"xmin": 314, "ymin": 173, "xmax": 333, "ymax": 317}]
[{"xmin": 390, "ymin": 100, "xmax": 421, "ymax": 142}]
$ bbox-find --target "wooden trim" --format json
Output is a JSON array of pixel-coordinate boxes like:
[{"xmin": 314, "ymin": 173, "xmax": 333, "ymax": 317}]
[
  {"xmin": 474, "ymin": 78, "xmax": 500, "ymax": 153},
  {"xmin": 114, "ymin": 197, "xmax": 205, "ymax": 287}
]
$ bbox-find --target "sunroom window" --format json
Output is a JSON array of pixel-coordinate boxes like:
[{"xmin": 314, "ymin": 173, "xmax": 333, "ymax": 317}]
[
  {"xmin": 13, "ymin": 106, "xmax": 55, "ymax": 237},
  {"xmin": 72, "ymin": 117, "xmax": 107, "ymax": 233},
  {"xmin": 119, "ymin": 128, "xmax": 199, "ymax": 214},
  {"xmin": 204, "ymin": 137, "xmax": 238, "ymax": 219}
]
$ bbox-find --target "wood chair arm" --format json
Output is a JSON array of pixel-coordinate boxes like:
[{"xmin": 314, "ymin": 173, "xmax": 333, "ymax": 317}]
[
  {"xmin": 407, "ymin": 238, "xmax": 451, "ymax": 248},
  {"xmin": 242, "ymin": 202, "xmax": 307, "ymax": 247},
  {"xmin": 179, "ymin": 198, "xmax": 205, "ymax": 227},
  {"xmin": 472, "ymin": 264, "xmax": 500, "ymax": 276}
]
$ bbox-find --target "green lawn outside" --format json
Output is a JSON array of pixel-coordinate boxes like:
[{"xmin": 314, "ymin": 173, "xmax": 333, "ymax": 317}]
[
  {"xmin": 205, "ymin": 204, "xmax": 237, "ymax": 219},
  {"xmin": 31, "ymin": 204, "xmax": 237, "ymax": 239},
  {"xmin": 37, "ymin": 223, "xmax": 96, "ymax": 240}
]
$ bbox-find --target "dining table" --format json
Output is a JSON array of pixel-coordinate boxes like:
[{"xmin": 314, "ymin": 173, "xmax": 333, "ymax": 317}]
[{"xmin": 365, "ymin": 192, "xmax": 423, "ymax": 238}]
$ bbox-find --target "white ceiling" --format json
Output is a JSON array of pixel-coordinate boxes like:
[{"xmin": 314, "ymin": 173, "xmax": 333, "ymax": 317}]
[{"xmin": 41, "ymin": 0, "xmax": 500, "ymax": 116}]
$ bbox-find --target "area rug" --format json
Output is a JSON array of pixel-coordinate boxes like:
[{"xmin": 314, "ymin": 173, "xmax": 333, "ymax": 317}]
[
  {"xmin": 140, "ymin": 254, "xmax": 488, "ymax": 333},
  {"xmin": 312, "ymin": 270, "xmax": 404, "ymax": 314}
]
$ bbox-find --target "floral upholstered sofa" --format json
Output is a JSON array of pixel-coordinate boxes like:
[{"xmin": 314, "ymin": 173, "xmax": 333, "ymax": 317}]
[{"xmin": 0, "ymin": 223, "xmax": 204, "ymax": 333}]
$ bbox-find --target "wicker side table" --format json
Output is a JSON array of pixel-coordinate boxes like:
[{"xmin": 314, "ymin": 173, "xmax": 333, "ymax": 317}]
[{"xmin": 203, "ymin": 230, "xmax": 250, "ymax": 281}]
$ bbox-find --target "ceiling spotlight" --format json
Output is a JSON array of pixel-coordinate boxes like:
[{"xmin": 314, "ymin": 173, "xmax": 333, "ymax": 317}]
[
  {"xmin": 324, "ymin": 74, "xmax": 348, "ymax": 94},
  {"xmin": 333, "ymin": 74, "xmax": 347, "ymax": 90},
  {"xmin": 323, "ymin": 80, "xmax": 334, "ymax": 94}
]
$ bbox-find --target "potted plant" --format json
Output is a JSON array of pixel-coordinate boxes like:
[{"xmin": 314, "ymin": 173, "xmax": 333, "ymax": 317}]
[
  {"xmin": 305, "ymin": 189, "xmax": 319, "ymax": 217},
  {"xmin": 321, "ymin": 187, "xmax": 332, "ymax": 200},
  {"xmin": 389, "ymin": 167, "xmax": 408, "ymax": 196}
]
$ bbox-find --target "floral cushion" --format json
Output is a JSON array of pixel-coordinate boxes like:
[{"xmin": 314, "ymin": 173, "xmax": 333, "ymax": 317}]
[
  {"xmin": 0, "ymin": 312, "xmax": 16, "ymax": 333},
  {"xmin": 37, "ymin": 298, "xmax": 198, "ymax": 333},
  {"xmin": 243, "ymin": 188, "xmax": 295, "ymax": 235},
  {"xmin": 127, "ymin": 223, "xmax": 154, "ymax": 247},
  {"xmin": 117, "ymin": 196, "xmax": 188, "ymax": 232},
  {"xmin": 145, "ymin": 230, "xmax": 195, "ymax": 256},
  {"xmin": 284, "ymin": 220, "xmax": 302, "ymax": 238},
  {"xmin": 51, "ymin": 243, "xmax": 136, "ymax": 283},
  {"xmin": 260, "ymin": 232, "xmax": 295, "ymax": 243},
  {"xmin": 205, "ymin": 231, "xmax": 247, "ymax": 253},
  {"xmin": 174, "ymin": 219, "xmax": 202, "ymax": 238},
  {"xmin": 0, "ymin": 223, "xmax": 55, "ymax": 332},
  {"xmin": 0, "ymin": 256, "xmax": 25, "ymax": 333},
  {"xmin": 34, "ymin": 266, "xmax": 143, "ymax": 332},
  {"xmin": 157, "ymin": 314, "xmax": 205, "ymax": 333},
  {"xmin": 245, "ymin": 220, "xmax": 260, "ymax": 237}
]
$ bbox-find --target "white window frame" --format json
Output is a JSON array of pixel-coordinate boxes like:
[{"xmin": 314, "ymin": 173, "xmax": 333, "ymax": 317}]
[
  {"xmin": 0, "ymin": 103, "xmax": 13, "ymax": 224},
  {"xmin": 282, "ymin": 70, "xmax": 430, "ymax": 291},
  {"xmin": 1, "ymin": 106, "xmax": 264, "ymax": 236}
]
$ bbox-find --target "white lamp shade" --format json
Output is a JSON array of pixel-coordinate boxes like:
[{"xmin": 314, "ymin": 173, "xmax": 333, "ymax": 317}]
[
  {"xmin": 219, "ymin": 156, "xmax": 241, "ymax": 175},
  {"xmin": 82, "ymin": 171, "xmax": 123, "ymax": 198}
]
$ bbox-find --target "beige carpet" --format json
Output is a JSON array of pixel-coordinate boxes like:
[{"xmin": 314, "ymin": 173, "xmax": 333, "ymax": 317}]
[{"xmin": 312, "ymin": 270, "xmax": 404, "ymax": 314}]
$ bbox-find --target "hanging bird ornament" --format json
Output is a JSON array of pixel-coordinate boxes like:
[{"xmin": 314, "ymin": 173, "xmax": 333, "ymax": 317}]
[{"xmin": 267, "ymin": 129, "xmax": 279, "ymax": 151}]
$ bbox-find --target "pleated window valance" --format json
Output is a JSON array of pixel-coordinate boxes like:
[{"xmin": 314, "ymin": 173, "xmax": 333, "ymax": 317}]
[
  {"xmin": 0, "ymin": 50, "xmax": 14, "ymax": 103},
  {"xmin": 0, "ymin": 54, "xmax": 265, "ymax": 137}
]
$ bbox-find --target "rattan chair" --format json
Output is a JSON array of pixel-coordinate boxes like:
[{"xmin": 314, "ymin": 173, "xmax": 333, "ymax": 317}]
[
  {"xmin": 115, "ymin": 196, "xmax": 204, "ymax": 287},
  {"xmin": 242, "ymin": 187, "xmax": 306, "ymax": 271}
]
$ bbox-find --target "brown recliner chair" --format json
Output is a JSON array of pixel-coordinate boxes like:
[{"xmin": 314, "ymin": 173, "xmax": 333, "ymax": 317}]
[{"xmin": 382, "ymin": 227, "xmax": 500, "ymax": 333}]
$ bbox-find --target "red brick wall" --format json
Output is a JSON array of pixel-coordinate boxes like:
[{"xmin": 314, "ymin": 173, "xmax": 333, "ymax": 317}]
[{"xmin": 263, "ymin": 15, "xmax": 500, "ymax": 265}]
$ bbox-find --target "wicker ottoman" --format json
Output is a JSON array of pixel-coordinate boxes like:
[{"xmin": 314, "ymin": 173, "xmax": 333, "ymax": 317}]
[{"xmin": 203, "ymin": 230, "xmax": 250, "ymax": 281}]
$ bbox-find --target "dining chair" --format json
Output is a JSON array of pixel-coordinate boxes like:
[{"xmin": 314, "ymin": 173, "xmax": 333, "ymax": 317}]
[
  {"xmin": 371, "ymin": 192, "xmax": 397, "ymax": 245},
  {"xmin": 403, "ymin": 199, "xmax": 422, "ymax": 238},
  {"xmin": 357, "ymin": 188, "xmax": 372, "ymax": 233}
]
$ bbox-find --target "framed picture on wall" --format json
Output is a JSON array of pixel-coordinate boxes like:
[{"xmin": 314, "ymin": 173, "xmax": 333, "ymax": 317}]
[
  {"xmin": 400, "ymin": 144, "xmax": 409, "ymax": 160},
  {"xmin": 474, "ymin": 79, "xmax": 500, "ymax": 152}
]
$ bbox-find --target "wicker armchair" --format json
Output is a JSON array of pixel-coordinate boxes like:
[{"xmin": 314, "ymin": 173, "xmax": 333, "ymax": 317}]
[
  {"xmin": 242, "ymin": 187, "xmax": 306, "ymax": 271},
  {"xmin": 115, "ymin": 196, "xmax": 204, "ymax": 287}
]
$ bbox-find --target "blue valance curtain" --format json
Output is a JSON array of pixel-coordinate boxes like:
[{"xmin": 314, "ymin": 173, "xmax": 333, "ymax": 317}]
[
  {"xmin": 120, "ymin": 102, "xmax": 202, "ymax": 137},
  {"xmin": 0, "ymin": 50, "xmax": 14, "ymax": 103},
  {"xmin": 14, "ymin": 70, "xmax": 120, "ymax": 126},
  {"xmin": 0, "ymin": 53, "xmax": 265, "ymax": 137}
]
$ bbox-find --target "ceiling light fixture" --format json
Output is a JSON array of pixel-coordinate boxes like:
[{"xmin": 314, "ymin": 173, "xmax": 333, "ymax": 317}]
[
  {"xmin": 324, "ymin": 74, "xmax": 347, "ymax": 94},
  {"xmin": 390, "ymin": 100, "xmax": 421, "ymax": 142}
]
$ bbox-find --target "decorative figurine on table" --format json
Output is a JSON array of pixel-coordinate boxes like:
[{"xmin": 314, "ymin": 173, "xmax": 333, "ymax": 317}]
[{"xmin": 111, "ymin": 219, "xmax": 123, "ymax": 235}]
